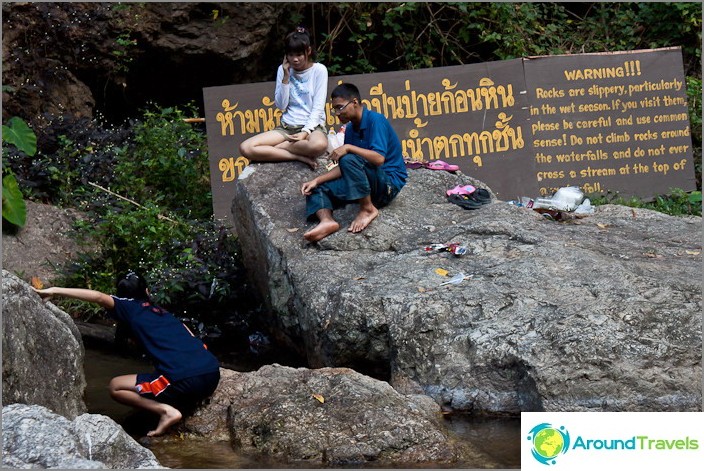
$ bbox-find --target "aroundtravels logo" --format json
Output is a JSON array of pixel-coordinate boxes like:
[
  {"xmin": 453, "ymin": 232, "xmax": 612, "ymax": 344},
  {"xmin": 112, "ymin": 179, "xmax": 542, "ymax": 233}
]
[
  {"xmin": 527, "ymin": 423, "xmax": 571, "ymax": 465},
  {"xmin": 526, "ymin": 419, "xmax": 700, "ymax": 466}
]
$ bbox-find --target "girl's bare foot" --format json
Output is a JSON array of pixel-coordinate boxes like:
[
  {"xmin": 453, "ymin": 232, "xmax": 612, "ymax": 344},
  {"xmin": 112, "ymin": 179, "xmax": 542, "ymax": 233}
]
[
  {"xmin": 304, "ymin": 220, "xmax": 340, "ymax": 242},
  {"xmin": 299, "ymin": 155, "xmax": 319, "ymax": 170},
  {"xmin": 348, "ymin": 207, "xmax": 378, "ymax": 233},
  {"xmin": 147, "ymin": 404, "xmax": 182, "ymax": 437}
]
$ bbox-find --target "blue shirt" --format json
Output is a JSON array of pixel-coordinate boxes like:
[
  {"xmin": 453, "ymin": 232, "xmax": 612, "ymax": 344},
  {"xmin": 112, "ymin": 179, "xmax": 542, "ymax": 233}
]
[
  {"xmin": 109, "ymin": 297, "xmax": 220, "ymax": 381},
  {"xmin": 345, "ymin": 107, "xmax": 407, "ymax": 190}
]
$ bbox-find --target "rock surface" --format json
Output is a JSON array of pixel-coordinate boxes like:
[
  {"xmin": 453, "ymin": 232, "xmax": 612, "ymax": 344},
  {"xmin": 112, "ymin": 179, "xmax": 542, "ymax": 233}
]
[
  {"xmin": 231, "ymin": 160, "xmax": 702, "ymax": 413},
  {"xmin": 181, "ymin": 365, "xmax": 490, "ymax": 467},
  {"xmin": 1, "ymin": 403, "xmax": 163, "ymax": 469},
  {"xmin": 2, "ymin": 200, "xmax": 90, "ymax": 284},
  {"xmin": 2, "ymin": 270, "xmax": 87, "ymax": 418},
  {"xmin": 2, "ymin": 2, "xmax": 286, "ymax": 134}
]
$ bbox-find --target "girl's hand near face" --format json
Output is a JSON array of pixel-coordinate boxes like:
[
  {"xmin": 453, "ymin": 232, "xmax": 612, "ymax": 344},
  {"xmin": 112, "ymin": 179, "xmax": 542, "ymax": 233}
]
[{"xmin": 282, "ymin": 55, "xmax": 290, "ymax": 83}]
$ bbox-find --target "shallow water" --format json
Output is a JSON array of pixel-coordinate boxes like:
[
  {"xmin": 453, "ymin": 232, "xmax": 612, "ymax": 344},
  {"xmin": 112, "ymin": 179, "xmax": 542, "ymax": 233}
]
[{"xmin": 84, "ymin": 347, "xmax": 520, "ymax": 469}]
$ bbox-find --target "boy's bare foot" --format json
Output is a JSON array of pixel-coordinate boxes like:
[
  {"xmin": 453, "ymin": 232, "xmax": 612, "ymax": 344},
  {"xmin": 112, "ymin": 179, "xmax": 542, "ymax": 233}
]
[
  {"xmin": 348, "ymin": 207, "xmax": 379, "ymax": 233},
  {"xmin": 147, "ymin": 404, "xmax": 182, "ymax": 437},
  {"xmin": 304, "ymin": 220, "xmax": 340, "ymax": 242}
]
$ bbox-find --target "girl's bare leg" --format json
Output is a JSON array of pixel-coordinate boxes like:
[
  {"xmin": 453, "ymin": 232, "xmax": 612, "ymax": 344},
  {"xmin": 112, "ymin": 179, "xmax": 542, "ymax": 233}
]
[
  {"xmin": 108, "ymin": 374, "xmax": 182, "ymax": 437},
  {"xmin": 240, "ymin": 130, "xmax": 321, "ymax": 169}
]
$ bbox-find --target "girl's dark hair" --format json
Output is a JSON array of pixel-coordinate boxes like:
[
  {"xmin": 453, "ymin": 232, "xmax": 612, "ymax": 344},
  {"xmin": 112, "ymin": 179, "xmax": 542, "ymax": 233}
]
[
  {"xmin": 284, "ymin": 26, "xmax": 315, "ymax": 59},
  {"xmin": 116, "ymin": 271, "xmax": 149, "ymax": 301},
  {"xmin": 331, "ymin": 83, "xmax": 362, "ymax": 102}
]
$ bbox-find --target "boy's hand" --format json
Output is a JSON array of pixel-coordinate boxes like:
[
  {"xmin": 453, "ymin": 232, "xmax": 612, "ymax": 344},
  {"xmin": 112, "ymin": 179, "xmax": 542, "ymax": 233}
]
[
  {"xmin": 328, "ymin": 144, "xmax": 348, "ymax": 163},
  {"xmin": 301, "ymin": 179, "xmax": 318, "ymax": 196}
]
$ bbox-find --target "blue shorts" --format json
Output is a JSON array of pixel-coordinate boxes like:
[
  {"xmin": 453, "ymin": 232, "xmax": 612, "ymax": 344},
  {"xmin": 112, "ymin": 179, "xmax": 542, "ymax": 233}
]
[{"xmin": 136, "ymin": 370, "xmax": 220, "ymax": 410}]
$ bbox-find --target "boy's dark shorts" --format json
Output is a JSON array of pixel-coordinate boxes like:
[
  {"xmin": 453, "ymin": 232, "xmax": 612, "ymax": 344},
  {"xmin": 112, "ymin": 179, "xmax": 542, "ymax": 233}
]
[{"xmin": 136, "ymin": 370, "xmax": 220, "ymax": 411}]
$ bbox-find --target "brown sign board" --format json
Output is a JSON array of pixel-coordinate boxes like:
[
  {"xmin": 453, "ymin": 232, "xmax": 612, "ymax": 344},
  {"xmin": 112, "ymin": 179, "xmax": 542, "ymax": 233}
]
[
  {"xmin": 523, "ymin": 47, "xmax": 696, "ymax": 197},
  {"xmin": 203, "ymin": 47, "xmax": 695, "ymax": 227}
]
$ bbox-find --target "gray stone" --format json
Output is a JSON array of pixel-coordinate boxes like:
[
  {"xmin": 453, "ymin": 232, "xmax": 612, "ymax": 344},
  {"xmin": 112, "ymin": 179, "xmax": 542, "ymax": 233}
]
[
  {"xmin": 181, "ymin": 365, "xmax": 490, "ymax": 466},
  {"xmin": 231, "ymin": 161, "xmax": 702, "ymax": 413},
  {"xmin": 2, "ymin": 270, "xmax": 87, "ymax": 418},
  {"xmin": 1, "ymin": 403, "xmax": 163, "ymax": 469}
]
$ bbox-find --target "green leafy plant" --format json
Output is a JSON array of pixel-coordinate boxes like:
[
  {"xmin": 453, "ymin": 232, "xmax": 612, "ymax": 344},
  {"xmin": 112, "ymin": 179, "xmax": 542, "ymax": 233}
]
[
  {"xmin": 113, "ymin": 103, "xmax": 212, "ymax": 219},
  {"xmin": 2, "ymin": 117, "xmax": 37, "ymax": 228},
  {"xmin": 44, "ymin": 104, "xmax": 249, "ymax": 328},
  {"xmin": 589, "ymin": 188, "xmax": 702, "ymax": 217}
]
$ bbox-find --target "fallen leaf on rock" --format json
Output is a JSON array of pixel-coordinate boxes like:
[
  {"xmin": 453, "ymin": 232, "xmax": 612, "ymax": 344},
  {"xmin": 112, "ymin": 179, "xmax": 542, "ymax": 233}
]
[
  {"xmin": 596, "ymin": 223, "xmax": 608, "ymax": 229},
  {"xmin": 435, "ymin": 268, "xmax": 449, "ymax": 277},
  {"xmin": 418, "ymin": 287, "xmax": 426, "ymax": 293},
  {"xmin": 286, "ymin": 228, "xmax": 299, "ymax": 233},
  {"xmin": 30, "ymin": 276, "xmax": 44, "ymax": 289},
  {"xmin": 353, "ymin": 276, "xmax": 366, "ymax": 280},
  {"xmin": 312, "ymin": 394, "xmax": 325, "ymax": 403}
]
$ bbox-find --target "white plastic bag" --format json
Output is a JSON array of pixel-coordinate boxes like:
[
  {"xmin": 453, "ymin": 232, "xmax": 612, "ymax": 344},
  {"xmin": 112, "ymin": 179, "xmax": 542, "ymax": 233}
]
[{"xmin": 326, "ymin": 125, "xmax": 346, "ymax": 153}]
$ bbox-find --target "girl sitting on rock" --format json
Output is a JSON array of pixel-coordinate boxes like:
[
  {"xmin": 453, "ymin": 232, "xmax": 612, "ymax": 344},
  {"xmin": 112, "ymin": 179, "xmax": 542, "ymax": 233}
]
[{"xmin": 239, "ymin": 26, "xmax": 329, "ymax": 169}]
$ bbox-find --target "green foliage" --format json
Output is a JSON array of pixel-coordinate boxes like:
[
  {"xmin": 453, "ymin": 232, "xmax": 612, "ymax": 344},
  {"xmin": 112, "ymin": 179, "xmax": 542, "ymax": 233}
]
[
  {"xmin": 308, "ymin": 3, "xmax": 700, "ymax": 76},
  {"xmin": 589, "ymin": 188, "xmax": 702, "ymax": 217},
  {"xmin": 2, "ymin": 173, "xmax": 27, "ymax": 227},
  {"xmin": 2, "ymin": 117, "xmax": 37, "ymax": 156},
  {"xmin": 113, "ymin": 104, "xmax": 212, "ymax": 219},
  {"xmin": 45, "ymin": 104, "xmax": 244, "ymax": 324},
  {"xmin": 685, "ymin": 76, "xmax": 702, "ymax": 185},
  {"xmin": 2, "ymin": 117, "xmax": 36, "ymax": 228}
]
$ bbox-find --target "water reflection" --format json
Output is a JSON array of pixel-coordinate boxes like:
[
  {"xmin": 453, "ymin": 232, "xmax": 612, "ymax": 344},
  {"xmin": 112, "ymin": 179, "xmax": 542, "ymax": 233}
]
[{"xmin": 84, "ymin": 347, "xmax": 520, "ymax": 469}]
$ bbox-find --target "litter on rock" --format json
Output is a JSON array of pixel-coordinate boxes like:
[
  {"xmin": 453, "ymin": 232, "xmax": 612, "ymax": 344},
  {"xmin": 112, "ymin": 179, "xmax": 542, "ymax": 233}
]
[
  {"xmin": 508, "ymin": 186, "xmax": 595, "ymax": 220},
  {"xmin": 424, "ymin": 243, "xmax": 468, "ymax": 256},
  {"xmin": 440, "ymin": 272, "xmax": 473, "ymax": 286}
]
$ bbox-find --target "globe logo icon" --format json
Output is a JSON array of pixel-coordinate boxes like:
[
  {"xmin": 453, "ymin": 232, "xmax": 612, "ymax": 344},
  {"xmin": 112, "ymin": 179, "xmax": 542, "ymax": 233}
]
[{"xmin": 527, "ymin": 423, "xmax": 570, "ymax": 465}]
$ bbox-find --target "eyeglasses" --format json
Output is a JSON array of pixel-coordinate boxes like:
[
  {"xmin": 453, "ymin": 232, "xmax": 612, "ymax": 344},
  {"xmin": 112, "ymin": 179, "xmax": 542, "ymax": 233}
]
[{"xmin": 331, "ymin": 101, "xmax": 353, "ymax": 115}]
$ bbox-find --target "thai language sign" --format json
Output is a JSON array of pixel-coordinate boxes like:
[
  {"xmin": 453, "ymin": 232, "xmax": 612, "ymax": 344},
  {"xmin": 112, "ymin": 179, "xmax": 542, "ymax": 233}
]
[{"xmin": 203, "ymin": 47, "xmax": 695, "ymax": 226}]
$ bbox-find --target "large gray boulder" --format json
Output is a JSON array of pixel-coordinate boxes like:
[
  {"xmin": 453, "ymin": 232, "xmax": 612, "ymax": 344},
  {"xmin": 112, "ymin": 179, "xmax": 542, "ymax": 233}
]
[
  {"xmin": 2, "ymin": 270, "xmax": 87, "ymax": 418},
  {"xmin": 231, "ymin": 160, "xmax": 702, "ymax": 413},
  {"xmin": 1, "ymin": 403, "xmax": 163, "ymax": 469},
  {"xmin": 181, "ymin": 365, "xmax": 491, "ymax": 467}
]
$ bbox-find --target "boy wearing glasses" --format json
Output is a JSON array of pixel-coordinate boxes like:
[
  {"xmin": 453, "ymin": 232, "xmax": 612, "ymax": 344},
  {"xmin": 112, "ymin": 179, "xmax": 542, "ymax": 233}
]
[{"xmin": 301, "ymin": 83, "xmax": 407, "ymax": 242}]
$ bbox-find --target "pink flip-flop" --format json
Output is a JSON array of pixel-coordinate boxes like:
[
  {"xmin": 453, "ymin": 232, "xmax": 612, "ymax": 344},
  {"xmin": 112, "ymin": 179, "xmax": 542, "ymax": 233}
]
[
  {"xmin": 404, "ymin": 159, "xmax": 424, "ymax": 169},
  {"xmin": 424, "ymin": 160, "xmax": 459, "ymax": 172},
  {"xmin": 446, "ymin": 184, "xmax": 476, "ymax": 197}
]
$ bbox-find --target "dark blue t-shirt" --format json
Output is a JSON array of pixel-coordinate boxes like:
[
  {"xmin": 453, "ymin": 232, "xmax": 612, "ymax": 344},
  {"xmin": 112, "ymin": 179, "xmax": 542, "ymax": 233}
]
[
  {"xmin": 109, "ymin": 296, "xmax": 220, "ymax": 381},
  {"xmin": 344, "ymin": 107, "xmax": 407, "ymax": 190}
]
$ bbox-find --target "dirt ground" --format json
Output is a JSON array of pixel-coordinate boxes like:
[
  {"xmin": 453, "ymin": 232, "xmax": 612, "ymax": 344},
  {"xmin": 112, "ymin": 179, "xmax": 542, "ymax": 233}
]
[{"xmin": 2, "ymin": 201, "xmax": 92, "ymax": 285}]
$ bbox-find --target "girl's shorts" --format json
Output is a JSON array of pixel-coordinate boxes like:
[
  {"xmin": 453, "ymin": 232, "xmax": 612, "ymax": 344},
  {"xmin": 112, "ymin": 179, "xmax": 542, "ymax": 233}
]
[
  {"xmin": 274, "ymin": 122, "xmax": 328, "ymax": 137},
  {"xmin": 135, "ymin": 370, "xmax": 220, "ymax": 410}
]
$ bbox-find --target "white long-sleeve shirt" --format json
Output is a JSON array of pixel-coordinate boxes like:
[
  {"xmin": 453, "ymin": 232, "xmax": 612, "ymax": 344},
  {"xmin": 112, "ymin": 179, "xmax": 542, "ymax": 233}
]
[{"xmin": 274, "ymin": 62, "xmax": 328, "ymax": 133}]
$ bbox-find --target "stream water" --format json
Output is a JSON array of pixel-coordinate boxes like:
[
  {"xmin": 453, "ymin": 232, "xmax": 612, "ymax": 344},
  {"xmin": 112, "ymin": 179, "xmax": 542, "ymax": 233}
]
[{"xmin": 84, "ymin": 346, "xmax": 521, "ymax": 469}]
